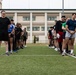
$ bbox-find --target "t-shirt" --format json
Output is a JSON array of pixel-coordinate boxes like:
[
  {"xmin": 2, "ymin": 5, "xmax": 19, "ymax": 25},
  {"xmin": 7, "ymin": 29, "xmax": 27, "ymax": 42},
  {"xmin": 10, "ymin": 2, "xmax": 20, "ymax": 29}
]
[
  {"xmin": 24, "ymin": 31, "xmax": 28, "ymax": 38},
  {"xmin": 55, "ymin": 20, "xmax": 64, "ymax": 33},
  {"xmin": 66, "ymin": 19, "xmax": 76, "ymax": 31},
  {"xmin": 62, "ymin": 22, "xmax": 66, "ymax": 32},
  {"xmin": 0, "ymin": 17, "xmax": 10, "ymax": 33},
  {"xmin": 15, "ymin": 27, "xmax": 22, "ymax": 36},
  {"xmin": 8, "ymin": 24, "xmax": 15, "ymax": 33},
  {"xmin": 48, "ymin": 30, "xmax": 52, "ymax": 36}
]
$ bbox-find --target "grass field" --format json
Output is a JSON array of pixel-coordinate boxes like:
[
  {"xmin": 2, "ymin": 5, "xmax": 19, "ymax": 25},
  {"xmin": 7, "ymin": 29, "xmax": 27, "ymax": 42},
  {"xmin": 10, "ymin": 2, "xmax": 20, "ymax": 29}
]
[{"xmin": 0, "ymin": 44, "xmax": 76, "ymax": 75}]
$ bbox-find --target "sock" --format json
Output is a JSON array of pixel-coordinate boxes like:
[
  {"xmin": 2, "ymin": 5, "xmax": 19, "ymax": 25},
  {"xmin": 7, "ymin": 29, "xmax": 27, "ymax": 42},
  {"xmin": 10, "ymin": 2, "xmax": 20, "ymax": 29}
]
[
  {"xmin": 71, "ymin": 49, "xmax": 74, "ymax": 54},
  {"xmin": 6, "ymin": 51, "xmax": 8, "ymax": 53},
  {"xmin": 63, "ymin": 49, "xmax": 66, "ymax": 53},
  {"xmin": 11, "ymin": 50, "xmax": 13, "ymax": 52}
]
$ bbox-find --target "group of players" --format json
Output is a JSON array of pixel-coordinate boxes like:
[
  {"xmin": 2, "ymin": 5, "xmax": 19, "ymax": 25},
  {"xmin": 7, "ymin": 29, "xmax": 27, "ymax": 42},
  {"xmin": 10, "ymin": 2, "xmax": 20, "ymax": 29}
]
[
  {"xmin": 0, "ymin": 10, "xmax": 28, "ymax": 56},
  {"xmin": 0, "ymin": 9, "xmax": 76, "ymax": 56},
  {"xmin": 48, "ymin": 13, "xmax": 76, "ymax": 56}
]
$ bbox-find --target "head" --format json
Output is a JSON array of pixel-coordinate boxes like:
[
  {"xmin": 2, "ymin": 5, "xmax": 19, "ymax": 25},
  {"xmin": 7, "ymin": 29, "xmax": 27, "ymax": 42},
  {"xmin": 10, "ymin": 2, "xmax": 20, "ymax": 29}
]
[
  {"xmin": 50, "ymin": 27, "xmax": 53, "ymax": 30},
  {"xmin": 19, "ymin": 24, "xmax": 22, "ymax": 28},
  {"xmin": 61, "ymin": 16, "xmax": 66, "ymax": 22},
  {"xmin": 11, "ymin": 19, "xmax": 14, "ymax": 24},
  {"xmin": 1, "ymin": 10, "xmax": 6, "ymax": 18},
  {"xmin": 16, "ymin": 23, "xmax": 21, "ymax": 28},
  {"xmin": 72, "ymin": 13, "xmax": 76, "ymax": 20},
  {"xmin": 24, "ymin": 28, "xmax": 26, "ymax": 31}
]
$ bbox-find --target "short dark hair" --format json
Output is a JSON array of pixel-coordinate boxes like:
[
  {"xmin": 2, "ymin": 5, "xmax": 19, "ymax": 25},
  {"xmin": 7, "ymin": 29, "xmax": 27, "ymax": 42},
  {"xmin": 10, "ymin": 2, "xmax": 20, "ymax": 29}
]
[
  {"xmin": 72, "ymin": 13, "xmax": 76, "ymax": 16},
  {"xmin": 55, "ymin": 20, "xmax": 57, "ymax": 22},
  {"xmin": 50, "ymin": 27, "xmax": 53, "ymax": 28},
  {"xmin": 1, "ymin": 10, "xmax": 5, "ymax": 13},
  {"xmin": 11, "ymin": 19, "xmax": 14, "ymax": 21},
  {"xmin": 61, "ymin": 16, "xmax": 66, "ymax": 18}
]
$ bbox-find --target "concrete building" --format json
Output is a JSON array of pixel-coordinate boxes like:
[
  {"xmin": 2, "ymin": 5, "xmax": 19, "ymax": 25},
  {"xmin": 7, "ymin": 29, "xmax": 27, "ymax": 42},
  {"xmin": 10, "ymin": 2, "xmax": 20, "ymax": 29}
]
[
  {"xmin": 0, "ymin": 0, "xmax": 2, "ymax": 9},
  {"xmin": 0, "ymin": 9, "xmax": 75, "ymax": 43}
]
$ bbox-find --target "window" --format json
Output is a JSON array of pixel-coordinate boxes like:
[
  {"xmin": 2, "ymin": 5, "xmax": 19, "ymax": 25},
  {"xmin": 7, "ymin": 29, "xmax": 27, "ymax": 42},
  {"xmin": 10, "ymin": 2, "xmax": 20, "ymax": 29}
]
[
  {"xmin": 23, "ymin": 16, "xmax": 36, "ymax": 21},
  {"xmin": 32, "ymin": 16, "xmax": 36, "ymax": 21},
  {"xmin": 23, "ymin": 16, "xmax": 30, "ymax": 21},
  {"xmin": 47, "ymin": 27, "xmax": 50, "ymax": 31},
  {"xmin": 27, "ymin": 27, "xmax": 30, "ymax": 31},
  {"xmin": 7, "ymin": 16, "xmax": 13, "ymax": 20},
  {"xmin": 41, "ymin": 27, "xmax": 45, "ymax": 31},
  {"xmin": 33, "ymin": 27, "xmax": 40, "ymax": 31},
  {"xmin": 47, "ymin": 16, "xmax": 56, "ymax": 21}
]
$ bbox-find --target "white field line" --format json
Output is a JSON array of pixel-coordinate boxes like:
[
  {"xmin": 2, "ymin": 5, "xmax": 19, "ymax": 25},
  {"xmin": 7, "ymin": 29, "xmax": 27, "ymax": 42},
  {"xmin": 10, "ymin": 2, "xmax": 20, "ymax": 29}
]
[
  {"xmin": 47, "ymin": 46, "xmax": 76, "ymax": 59},
  {"xmin": 66, "ymin": 53, "xmax": 76, "ymax": 59},
  {"xmin": 0, "ymin": 54, "xmax": 61, "ymax": 57}
]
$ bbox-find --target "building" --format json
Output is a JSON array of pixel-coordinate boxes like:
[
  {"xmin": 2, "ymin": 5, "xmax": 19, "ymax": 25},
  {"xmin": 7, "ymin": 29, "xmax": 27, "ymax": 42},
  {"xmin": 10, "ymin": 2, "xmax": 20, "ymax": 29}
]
[
  {"xmin": 0, "ymin": 0, "xmax": 2, "ymax": 9},
  {"xmin": 0, "ymin": 9, "xmax": 76, "ymax": 43}
]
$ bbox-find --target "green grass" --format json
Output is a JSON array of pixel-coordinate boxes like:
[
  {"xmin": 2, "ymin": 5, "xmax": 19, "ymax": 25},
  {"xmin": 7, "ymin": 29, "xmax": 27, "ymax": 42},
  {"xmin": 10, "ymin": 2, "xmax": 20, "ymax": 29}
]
[{"xmin": 0, "ymin": 44, "xmax": 76, "ymax": 75}]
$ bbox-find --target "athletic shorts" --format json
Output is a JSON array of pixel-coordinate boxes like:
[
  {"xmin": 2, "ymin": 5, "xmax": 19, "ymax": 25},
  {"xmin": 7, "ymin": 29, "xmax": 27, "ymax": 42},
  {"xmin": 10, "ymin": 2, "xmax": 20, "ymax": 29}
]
[
  {"xmin": 0, "ymin": 32, "xmax": 8, "ymax": 41},
  {"xmin": 57, "ymin": 31, "xmax": 63, "ymax": 42},
  {"xmin": 63, "ymin": 32, "xmax": 66, "ymax": 39},
  {"xmin": 15, "ymin": 35, "xmax": 21, "ymax": 41},
  {"xmin": 8, "ymin": 33, "xmax": 14, "ymax": 38},
  {"xmin": 65, "ymin": 31, "xmax": 75, "ymax": 38},
  {"xmin": 53, "ymin": 36, "xmax": 57, "ymax": 40},
  {"xmin": 23, "ymin": 36, "xmax": 27, "ymax": 41}
]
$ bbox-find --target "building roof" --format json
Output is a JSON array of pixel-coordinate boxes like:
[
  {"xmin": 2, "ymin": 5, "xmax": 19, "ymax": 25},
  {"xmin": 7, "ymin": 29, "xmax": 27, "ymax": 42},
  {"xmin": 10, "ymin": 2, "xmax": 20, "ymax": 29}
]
[{"xmin": 0, "ymin": 9, "xmax": 76, "ymax": 11}]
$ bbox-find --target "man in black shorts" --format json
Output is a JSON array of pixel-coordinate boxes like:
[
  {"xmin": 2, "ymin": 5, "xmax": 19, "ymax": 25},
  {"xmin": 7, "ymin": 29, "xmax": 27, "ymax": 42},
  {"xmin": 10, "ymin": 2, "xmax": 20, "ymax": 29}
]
[
  {"xmin": 0, "ymin": 10, "xmax": 10, "ymax": 55},
  {"xmin": 15, "ymin": 23, "xmax": 23, "ymax": 50},
  {"xmin": 23, "ymin": 28, "xmax": 28, "ymax": 47}
]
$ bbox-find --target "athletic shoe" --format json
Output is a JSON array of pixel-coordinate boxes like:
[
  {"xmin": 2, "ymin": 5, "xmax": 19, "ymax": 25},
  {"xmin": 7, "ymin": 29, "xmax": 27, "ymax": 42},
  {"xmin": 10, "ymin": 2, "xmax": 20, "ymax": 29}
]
[
  {"xmin": 24, "ymin": 45, "xmax": 27, "ymax": 47},
  {"xmin": 70, "ymin": 53, "xmax": 75, "ymax": 56},
  {"xmin": 54, "ymin": 48, "xmax": 58, "ymax": 51},
  {"xmin": 10, "ymin": 52, "xmax": 13, "ymax": 54},
  {"xmin": 13, "ymin": 50, "xmax": 18, "ymax": 53},
  {"xmin": 49, "ymin": 46, "xmax": 52, "ymax": 48},
  {"xmin": 20, "ymin": 47, "xmax": 24, "ymax": 49},
  {"xmin": 5, "ymin": 52, "xmax": 9, "ymax": 56},
  {"xmin": 62, "ymin": 52, "xmax": 66, "ymax": 56},
  {"xmin": 51, "ymin": 46, "xmax": 55, "ymax": 48}
]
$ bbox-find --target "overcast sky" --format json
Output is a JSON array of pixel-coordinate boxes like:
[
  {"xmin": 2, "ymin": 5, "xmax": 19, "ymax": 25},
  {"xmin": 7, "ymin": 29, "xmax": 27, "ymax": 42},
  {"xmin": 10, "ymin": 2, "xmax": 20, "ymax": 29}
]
[{"xmin": 2, "ymin": 0, "xmax": 76, "ymax": 9}]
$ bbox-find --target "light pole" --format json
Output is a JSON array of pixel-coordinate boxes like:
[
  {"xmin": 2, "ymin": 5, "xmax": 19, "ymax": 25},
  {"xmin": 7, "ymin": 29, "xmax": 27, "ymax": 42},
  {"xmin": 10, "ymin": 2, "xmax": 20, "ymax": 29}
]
[
  {"xmin": 28, "ymin": 0, "xmax": 30, "ymax": 9},
  {"xmin": 62, "ymin": 0, "xmax": 64, "ymax": 16}
]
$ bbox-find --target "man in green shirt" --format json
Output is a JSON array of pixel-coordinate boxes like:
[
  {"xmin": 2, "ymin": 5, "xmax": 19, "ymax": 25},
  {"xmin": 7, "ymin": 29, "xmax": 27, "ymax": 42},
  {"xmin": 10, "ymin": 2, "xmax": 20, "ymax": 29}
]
[{"xmin": 62, "ymin": 18, "xmax": 70, "ymax": 56}]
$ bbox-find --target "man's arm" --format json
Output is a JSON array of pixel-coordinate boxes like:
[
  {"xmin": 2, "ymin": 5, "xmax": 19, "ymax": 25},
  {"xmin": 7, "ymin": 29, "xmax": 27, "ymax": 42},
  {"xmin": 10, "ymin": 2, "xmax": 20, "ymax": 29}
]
[
  {"xmin": 66, "ymin": 25, "xmax": 71, "ymax": 33},
  {"xmin": 62, "ymin": 23, "xmax": 66, "ymax": 31},
  {"xmin": 66, "ymin": 25, "xmax": 75, "ymax": 34}
]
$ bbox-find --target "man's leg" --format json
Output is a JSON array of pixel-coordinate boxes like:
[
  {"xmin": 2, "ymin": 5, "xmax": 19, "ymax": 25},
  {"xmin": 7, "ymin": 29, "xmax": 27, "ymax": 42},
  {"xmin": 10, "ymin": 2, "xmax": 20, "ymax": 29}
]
[
  {"xmin": 0, "ymin": 41, "xmax": 2, "ymax": 47},
  {"xmin": 62, "ymin": 37, "xmax": 69, "ymax": 56},
  {"xmin": 59, "ymin": 42, "xmax": 62, "ymax": 53},
  {"xmin": 70, "ymin": 38, "xmax": 75, "ymax": 55},
  {"xmin": 48, "ymin": 39, "xmax": 51, "ymax": 47},
  {"xmin": 10, "ymin": 37, "xmax": 13, "ymax": 53},
  {"xmin": 4, "ymin": 41, "xmax": 9, "ymax": 53}
]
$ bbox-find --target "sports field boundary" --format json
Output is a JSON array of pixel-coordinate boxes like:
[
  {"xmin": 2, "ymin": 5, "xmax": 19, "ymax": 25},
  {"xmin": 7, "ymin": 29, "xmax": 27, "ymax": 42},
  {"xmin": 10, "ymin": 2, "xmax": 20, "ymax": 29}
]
[{"xmin": 0, "ymin": 54, "xmax": 61, "ymax": 57}]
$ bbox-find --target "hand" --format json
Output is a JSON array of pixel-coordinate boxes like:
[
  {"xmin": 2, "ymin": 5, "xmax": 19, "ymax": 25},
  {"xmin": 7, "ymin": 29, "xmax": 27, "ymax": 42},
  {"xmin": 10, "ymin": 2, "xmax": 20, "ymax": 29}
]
[
  {"xmin": 70, "ymin": 31, "xmax": 75, "ymax": 34},
  {"xmin": 9, "ymin": 33, "xmax": 11, "ymax": 37},
  {"xmin": 57, "ymin": 33, "xmax": 60, "ymax": 38}
]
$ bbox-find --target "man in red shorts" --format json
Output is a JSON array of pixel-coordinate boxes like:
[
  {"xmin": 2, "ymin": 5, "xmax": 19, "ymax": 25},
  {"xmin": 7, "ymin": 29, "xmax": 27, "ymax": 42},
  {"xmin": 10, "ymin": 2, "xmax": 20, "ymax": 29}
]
[
  {"xmin": 55, "ymin": 16, "xmax": 66, "ymax": 53},
  {"xmin": 48, "ymin": 27, "xmax": 53, "ymax": 48}
]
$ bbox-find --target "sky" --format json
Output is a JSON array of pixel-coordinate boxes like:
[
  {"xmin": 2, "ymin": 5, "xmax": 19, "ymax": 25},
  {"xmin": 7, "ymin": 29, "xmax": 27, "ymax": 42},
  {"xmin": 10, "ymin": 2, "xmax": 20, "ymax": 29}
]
[{"xmin": 2, "ymin": 0, "xmax": 76, "ymax": 9}]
